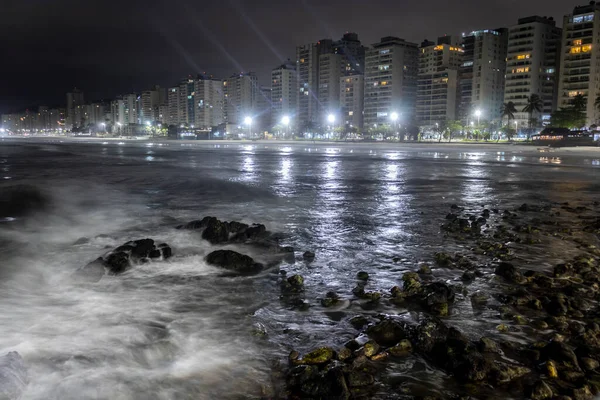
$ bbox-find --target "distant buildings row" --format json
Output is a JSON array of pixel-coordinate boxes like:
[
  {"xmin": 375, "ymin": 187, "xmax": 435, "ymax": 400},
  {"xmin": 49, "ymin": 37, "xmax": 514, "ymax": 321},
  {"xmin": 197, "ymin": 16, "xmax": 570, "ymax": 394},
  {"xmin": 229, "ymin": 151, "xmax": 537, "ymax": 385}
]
[{"xmin": 3, "ymin": 2, "xmax": 600, "ymax": 135}]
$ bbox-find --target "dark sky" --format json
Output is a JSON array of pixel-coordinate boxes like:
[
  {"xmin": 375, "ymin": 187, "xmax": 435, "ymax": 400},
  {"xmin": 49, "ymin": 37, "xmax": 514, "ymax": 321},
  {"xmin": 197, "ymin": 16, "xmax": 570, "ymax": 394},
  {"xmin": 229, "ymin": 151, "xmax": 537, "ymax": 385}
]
[{"xmin": 0, "ymin": 0, "xmax": 580, "ymax": 114}]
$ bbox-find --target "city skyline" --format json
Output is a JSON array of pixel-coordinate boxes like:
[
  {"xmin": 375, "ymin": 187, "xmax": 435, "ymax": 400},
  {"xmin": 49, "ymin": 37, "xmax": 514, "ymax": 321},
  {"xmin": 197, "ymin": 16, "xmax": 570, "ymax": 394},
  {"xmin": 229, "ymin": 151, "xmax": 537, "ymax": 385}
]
[{"xmin": 1, "ymin": 0, "xmax": 578, "ymax": 114}]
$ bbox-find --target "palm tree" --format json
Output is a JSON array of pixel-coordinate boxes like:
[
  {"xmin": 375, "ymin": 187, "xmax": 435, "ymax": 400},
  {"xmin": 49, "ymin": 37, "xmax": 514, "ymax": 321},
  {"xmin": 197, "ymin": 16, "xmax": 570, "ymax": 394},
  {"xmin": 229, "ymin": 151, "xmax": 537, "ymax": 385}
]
[
  {"xmin": 501, "ymin": 102, "xmax": 517, "ymax": 127},
  {"xmin": 522, "ymin": 94, "xmax": 543, "ymax": 130},
  {"xmin": 572, "ymin": 94, "xmax": 587, "ymax": 113}
]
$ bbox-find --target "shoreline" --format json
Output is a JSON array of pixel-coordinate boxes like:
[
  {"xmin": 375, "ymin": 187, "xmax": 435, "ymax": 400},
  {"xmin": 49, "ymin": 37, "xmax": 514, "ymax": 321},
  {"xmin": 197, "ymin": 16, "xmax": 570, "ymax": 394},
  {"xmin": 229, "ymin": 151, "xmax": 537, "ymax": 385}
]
[{"xmin": 2, "ymin": 135, "xmax": 600, "ymax": 156}]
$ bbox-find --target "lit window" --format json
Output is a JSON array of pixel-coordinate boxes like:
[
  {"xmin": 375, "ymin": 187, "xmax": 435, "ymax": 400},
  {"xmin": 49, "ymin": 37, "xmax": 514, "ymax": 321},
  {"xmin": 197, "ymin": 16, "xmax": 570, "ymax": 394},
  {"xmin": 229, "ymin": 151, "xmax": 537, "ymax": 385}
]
[
  {"xmin": 300, "ymin": 58, "xmax": 305, "ymax": 63},
  {"xmin": 349, "ymin": 111, "xmax": 354, "ymax": 116},
  {"xmin": 583, "ymin": 44, "xmax": 593, "ymax": 52},
  {"xmin": 571, "ymin": 46, "xmax": 582, "ymax": 54},
  {"xmin": 515, "ymin": 67, "xmax": 529, "ymax": 73},
  {"xmin": 568, "ymin": 91, "xmax": 583, "ymax": 97},
  {"xmin": 546, "ymin": 68, "xmax": 555, "ymax": 74},
  {"xmin": 573, "ymin": 39, "xmax": 583, "ymax": 46},
  {"xmin": 381, "ymin": 81, "xmax": 388, "ymax": 85},
  {"xmin": 434, "ymin": 45, "xmax": 443, "ymax": 51},
  {"xmin": 516, "ymin": 54, "xmax": 530, "ymax": 60},
  {"xmin": 380, "ymin": 49, "xmax": 390, "ymax": 55}
]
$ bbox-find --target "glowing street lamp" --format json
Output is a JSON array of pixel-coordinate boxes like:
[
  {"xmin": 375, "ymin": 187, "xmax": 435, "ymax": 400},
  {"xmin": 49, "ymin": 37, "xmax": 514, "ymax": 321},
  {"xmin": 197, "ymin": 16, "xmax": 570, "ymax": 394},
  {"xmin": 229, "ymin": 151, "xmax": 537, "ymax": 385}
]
[
  {"xmin": 327, "ymin": 114, "xmax": 335, "ymax": 124},
  {"xmin": 244, "ymin": 116, "xmax": 253, "ymax": 138},
  {"xmin": 281, "ymin": 115, "xmax": 290, "ymax": 138},
  {"xmin": 474, "ymin": 109, "xmax": 482, "ymax": 126}
]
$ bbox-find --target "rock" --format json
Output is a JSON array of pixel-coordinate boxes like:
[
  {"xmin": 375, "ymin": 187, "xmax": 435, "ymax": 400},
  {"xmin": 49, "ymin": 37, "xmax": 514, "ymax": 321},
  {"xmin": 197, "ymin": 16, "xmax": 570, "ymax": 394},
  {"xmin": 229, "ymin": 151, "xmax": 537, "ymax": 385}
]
[
  {"xmin": 370, "ymin": 352, "xmax": 388, "ymax": 361},
  {"xmin": 419, "ymin": 282, "xmax": 455, "ymax": 315},
  {"xmin": 287, "ymin": 274, "xmax": 304, "ymax": 287},
  {"xmin": 303, "ymin": 251, "xmax": 315, "ymax": 261},
  {"xmin": 320, "ymin": 291, "xmax": 340, "ymax": 307},
  {"xmin": 546, "ymin": 294, "xmax": 569, "ymax": 316},
  {"xmin": 366, "ymin": 319, "xmax": 407, "ymax": 346},
  {"xmin": 75, "ymin": 238, "xmax": 172, "ymax": 281},
  {"xmin": 495, "ymin": 262, "xmax": 525, "ymax": 283},
  {"xmin": 434, "ymin": 252, "xmax": 452, "ymax": 267},
  {"xmin": 337, "ymin": 347, "xmax": 352, "ymax": 362},
  {"xmin": 178, "ymin": 217, "xmax": 268, "ymax": 244},
  {"xmin": 402, "ymin": 272, "xmax": 421, "ymax": 294},
  {"xmin": 497, "ymin": 324, "xmax": 509, "ymax": 332},
  {"xmin": 471, "ymin": 291, "xmax": 489, "ymax": 305},
  {"xmin": 546, "ymin": 360, "xmax": 558, "ymax": 378},
  {"xmin": 286, "ymin": 364, "xmax": 318, "ymax": 387},
  {"xmin": 349, "ymin": 316, "xmax": 369, "ymax": 330},
  {"xmin": 542, "ymin": 341, "xmax": 580, "ymax": 370},
  {"xmin": 529, "ymin": 380, "xmax": 553, "ymax": 400},
  {"xmin": 478, "ymin": 337, "xmax": 500, "ymax": 354},
  {"xmin": 347, "ymin": 371, "xmax": 374, "ymax": 387},
  {"xmin": 299, "ymin": 347, "xmax": 335, "ymax": 365},
  {"xmin": 356, "ymin": 271, "xmax": 369, "ymax": 281},
  {"xmin": 572, "ymin": 385, "xmax": 593, "ymax": 400},
  {"xmin": 418, "ymin": 264, "xmax": 432, "ymax": 274},
  {"xmin": 532, "ymin": 320, "xmax": 549, "ymax": 330},
  {"xmin": 513, "ymin": 315, "xmax": 528, "ymax": 325},
  {"xmin": 205, "ymin": 250, "xmax": 263, "ymax": 274},
  {"xmin": 362, "ymin": 340, "xmax": 380, "ymax": 357},
  {"xmin": 581, "ymin": 357, "xmax": 599, "ymax": 371},
  {"xmin": 0, "ymin": 352, "xmax": 28, "ymax": 400},
  {"xmin": 389, "ymin": 339, "xmax": 413, "ymax": 356},
  {"xmin": 490, "ymin": 363, "xmax": 531, "ymax": 384}
]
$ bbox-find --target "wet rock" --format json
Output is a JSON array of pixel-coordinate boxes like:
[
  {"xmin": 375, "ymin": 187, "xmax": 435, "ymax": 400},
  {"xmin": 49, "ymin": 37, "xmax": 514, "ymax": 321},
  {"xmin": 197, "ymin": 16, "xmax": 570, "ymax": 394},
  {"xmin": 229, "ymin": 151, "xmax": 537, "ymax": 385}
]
[
  {"xmin": 0, "ymin": 351, "xmax": 28, "ymax": 400},
  {"xmin": 419, "ymin": 282, "xmax": 455, "ymax": 316},
  {"xmin": 321, "ymin": 291, "xmax": 340, "ymax": 307},
  {"xmin": 532, "ymin": 320, "xmax": 549, "ymax": 330},
  {"xmin": 356, "ymin": 271, "xmax": 369, "ymax": 281},
  {"xmin": 282, "ymin": 274, "xmax": 304, "ymax": 294},
  {"xmin": 434, "ymin": 252, "xmax": 452, "ymax": 267},
  {"xmin": 529, "ymin": 380, "xmax": 553, "ymax": 400},
  {"xmin": 178, "ymin": 216, "xmax": 267, "ymax": 244},
  {"xmin": 402, "ymin": 272, "xmax": 422, "ymax": 294},
  {"xmin": 286, "ymin": 364, "xmax": 318, "ymax": 387},
  {"xmin": 580, "ymin": 357, "xmax": 599, "ymax": 371},
  {"xmin": 361, "ymin": 340, "xmax": 380, "ymax": 358},
  {"xmin": 490, "ymin": 363, "xmax": 531, "ymax": 384},
  {"xmin": 366, "ymin": 319, "xmax": 407, "ymax": 346},
  {"xmin": 349, "ymin": 316, "xmax": 369, "ymax": 330},
  {"xmin": 461, "ymin": 271, "xmax": 475, "ymax": 282},
  {"xmin": 470, "ymin": 291, "xmax": 489, "ymax": 305},
  {"xmin": 478, "ymin": 337, "xmax": 500, "ymax": 354},
  {"xmin": 303, "ymin": 251, "xmax": 315, "ymax": 261},
  {"xmin": 337, "ymin": 347, "xmax": 352, "ymax": 362},
  {"xmin": 495, "ymin": 262, "xmax": 525, "ymax": 283},
  {"xmin": 418, "ymin": 264, "xmax": 432, "ymax": 275},
  {"xmin": 572, "ymin": 385, "xmax": 593, "ymax": 400},
  {"xmin": 389, "ymin": 339, "xmax": 413, "ymax": 357},
  {"xmin": 545, "ymin": 294, "xmax": 569, "ymax": 316},
  {"xmin": 370, "ymin": 351, "xmax": 388, "ymax": 361},
  {"xmin": 497, "ymin": 324, "xmax": 509, "ymax": 333},
  {"xmin": 299, "ymin": 347, "xmax": 335, "ymax": 365},
  {"xmin": 347, "ymin": 371, "xmax": 374, "ymax": 387},
  {"xmin": 76, "ymin": 238, "xmax": 172, "ymax": 281},
  {"xmin": 205, "ymin": 250, "xmax": 263, "ymax": 274}
]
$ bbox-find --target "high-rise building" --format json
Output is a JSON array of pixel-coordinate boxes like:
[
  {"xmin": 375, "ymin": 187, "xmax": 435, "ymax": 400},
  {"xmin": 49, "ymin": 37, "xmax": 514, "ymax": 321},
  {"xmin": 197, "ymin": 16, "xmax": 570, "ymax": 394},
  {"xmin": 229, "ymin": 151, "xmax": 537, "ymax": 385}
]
[
  {"xmin": 339, "ymin": 74, "xmax": 364, "ymax": 129},
  {"xmin": 167, "ymin": 87, "xmax": 180, "ymax": 126},
  {"xmin": 417, "ymin": 38, "xmax": 464, "ymax": 126},
  {"xmin": 459, "ymin": 29, "xmax": 508, "ymax": 123},
  {"xmin": 296, "ymin": 40, "xmax": 333, "ymax": 130},
  {"xmin": 318, "ymin": 53, "xmax": 344, "ymax": 119},
  {"xmin": 363, "ymin": 36, "xmax": 419, "ymax": 127},
  {"xmin": 334, "ymin": 32, "xmax": 367, "ymax": 76},
  {"xmin": 271, "ymin": 61, "xmax": 297, "ymax": 126},
  {"xmin": 140, "ymin": 86, "xmax": 165, "ymax": 124},
  {"xmin": 111, "ymin": 98, "xmax": 126, "ymax": 128},
  {"xmin": 194, "ymin": 76, "xmax": 225, "ymax": 129},
  {"xmin": 223, "ymin": 72, "xmax": 258, "ymax": 125},
  {"xmin": 84, "ymin": 103, "xmax": 106, "ymax": 126},
  {"xmin": 558, "ymin": 2, "xmax": 600, "ymax": 125},
  {"xmin": 505, "ymin": 16, "xmax": 562, "ymax": 127},
  {"xmin": 124, "ymin": 94, "xmax": 139, "ymax": 125},
  {"xmin": 66, "ymin": 88, "xmax": 84, "ymax": 129},
  {"xmin": 179, "ymin": 78, "xmax": 196, "ymax": 126}
]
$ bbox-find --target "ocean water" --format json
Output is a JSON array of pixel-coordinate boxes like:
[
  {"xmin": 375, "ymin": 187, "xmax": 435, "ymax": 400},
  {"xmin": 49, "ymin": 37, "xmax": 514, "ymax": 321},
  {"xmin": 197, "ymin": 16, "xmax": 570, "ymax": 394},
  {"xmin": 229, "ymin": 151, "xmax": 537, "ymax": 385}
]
[{"xmin": 0, "ymin": 140, "xmax": 599, "ymax": 399}]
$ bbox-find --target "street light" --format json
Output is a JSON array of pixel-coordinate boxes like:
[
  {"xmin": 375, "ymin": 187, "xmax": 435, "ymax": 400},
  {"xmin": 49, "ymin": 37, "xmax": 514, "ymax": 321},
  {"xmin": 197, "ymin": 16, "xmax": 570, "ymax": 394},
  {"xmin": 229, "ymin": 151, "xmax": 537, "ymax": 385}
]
[
  {"xmin": 474, "ymin": 109, "xmax": 482, "ymax": 126},
  {"xmin": 244, "ymin": 116, "xmax": 253, "ymax": 138},
  {"xmin": 327, "ymin": 114, "xmax": 336, "ymax": 139},
  {"xmin": 281, "ymin": 115, "xmax": 290, "ymax": 138}
]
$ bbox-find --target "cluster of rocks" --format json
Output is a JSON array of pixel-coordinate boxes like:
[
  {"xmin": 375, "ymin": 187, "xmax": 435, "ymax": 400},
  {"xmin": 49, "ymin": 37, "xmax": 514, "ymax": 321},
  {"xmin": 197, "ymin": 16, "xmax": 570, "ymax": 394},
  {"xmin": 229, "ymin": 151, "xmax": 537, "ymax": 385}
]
[
  {"xmin": 279, "ymin": 200, "xmax": 600, "ymax": 399},
  {"xmin": 75, "ymin": 216, "xmax": 294, "ymax": 281},
  {"xmin": 75, "ymin": 238, "xmax": 172, "ymax": 282}
]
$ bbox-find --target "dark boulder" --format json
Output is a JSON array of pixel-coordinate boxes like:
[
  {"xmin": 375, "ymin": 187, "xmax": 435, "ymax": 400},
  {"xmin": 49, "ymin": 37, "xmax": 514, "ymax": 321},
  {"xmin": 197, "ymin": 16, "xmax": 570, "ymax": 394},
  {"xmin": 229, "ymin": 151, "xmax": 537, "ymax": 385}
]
[
  {"xmin": 366, "ymin": 319, "xmax": 407, "ymax": 346},
  {"xmin": 419, "ymin": 282, "xmax": 455, "ymax": 315},
  {"xmin": 75, "ymin": 239, "xmax": 172, "ymax": 281},
  {"xmin": 205, "ymin": 250, "xmax": 263, "ymax": 274},
  {"xmin": 177, "ymin": 216, "xmax": 267, "ymax": 244},
  {"xmin": 495, "ymin": 262, "xmax": 525, "ymax": 283}
]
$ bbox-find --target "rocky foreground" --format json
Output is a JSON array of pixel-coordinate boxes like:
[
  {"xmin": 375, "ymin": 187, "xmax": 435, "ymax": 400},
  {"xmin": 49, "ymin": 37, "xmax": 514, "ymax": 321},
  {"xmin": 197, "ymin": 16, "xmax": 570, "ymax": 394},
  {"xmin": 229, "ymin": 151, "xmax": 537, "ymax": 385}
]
[
  {"xmin": 271, "ymin": 201, "xmax": 600, "ymax": 400},
  {"xmin": 5, "ymin": 202, "xmax": 600, "ymax": 399}
]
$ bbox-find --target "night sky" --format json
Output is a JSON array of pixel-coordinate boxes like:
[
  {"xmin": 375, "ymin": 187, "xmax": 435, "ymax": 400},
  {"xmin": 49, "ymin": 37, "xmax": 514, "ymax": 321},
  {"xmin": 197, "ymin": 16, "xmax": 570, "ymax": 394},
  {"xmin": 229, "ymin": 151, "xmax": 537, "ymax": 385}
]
[{"xmin": 0, "ymin": 0, "xmax": 580, "ymax": 114}]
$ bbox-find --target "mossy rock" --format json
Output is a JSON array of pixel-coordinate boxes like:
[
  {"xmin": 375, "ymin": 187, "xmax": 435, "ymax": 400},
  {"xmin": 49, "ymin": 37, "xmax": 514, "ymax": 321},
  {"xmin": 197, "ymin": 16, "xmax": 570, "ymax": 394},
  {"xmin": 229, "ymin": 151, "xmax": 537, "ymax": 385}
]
[
  {"xmin": 300, "ymin": 347, "xmax": 335, "ymax": 365},
  {"xmin": 356, "ymin": 271, "xmax": 369, "ymax": 281},
  {"xmin": 389, "ymin": 339, "xmax": 413, "ymax": 356}
]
